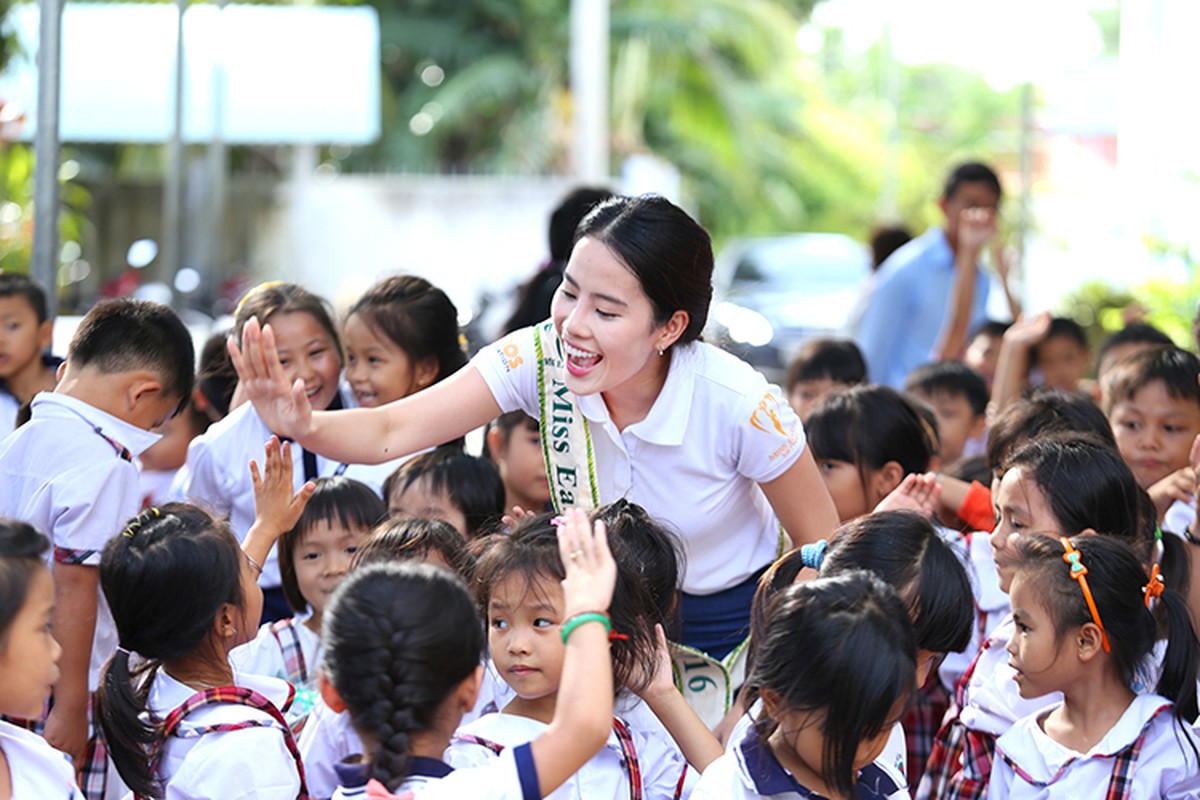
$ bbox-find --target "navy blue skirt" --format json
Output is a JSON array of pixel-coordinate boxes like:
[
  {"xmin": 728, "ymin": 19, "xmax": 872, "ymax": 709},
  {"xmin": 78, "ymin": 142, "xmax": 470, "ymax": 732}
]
[{"xmin": 677, "ymin": 568, "xmax": 764, "ymax": 660}]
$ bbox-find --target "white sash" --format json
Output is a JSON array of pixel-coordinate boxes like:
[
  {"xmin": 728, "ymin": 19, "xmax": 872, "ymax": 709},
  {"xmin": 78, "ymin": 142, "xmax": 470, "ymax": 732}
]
[{"xmin": 534, "ymin": 321, "xmax": 601, "ymax": 511}]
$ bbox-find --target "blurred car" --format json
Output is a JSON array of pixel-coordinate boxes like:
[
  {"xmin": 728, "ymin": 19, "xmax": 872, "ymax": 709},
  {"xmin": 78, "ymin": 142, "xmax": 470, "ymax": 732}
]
[{"xmin": 705, "ymin": 233, "xmax": 871, "ymax": 383}]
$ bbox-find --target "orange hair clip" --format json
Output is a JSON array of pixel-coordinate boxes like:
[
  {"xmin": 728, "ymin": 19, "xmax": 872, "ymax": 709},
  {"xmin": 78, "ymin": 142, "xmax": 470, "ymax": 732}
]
[
  {"xmin": 1060, "ymin": 538, "xmax": 1111, "ymax": 653},
  {"xmin": 1143, "ymin": 563, "xmax": 1165, "ymax": 609}
]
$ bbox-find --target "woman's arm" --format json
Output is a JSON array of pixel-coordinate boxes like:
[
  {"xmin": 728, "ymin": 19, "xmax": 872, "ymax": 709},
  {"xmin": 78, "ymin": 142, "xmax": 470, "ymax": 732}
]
[
  {"xmin": 759, "ymin": 447, "xmax": 840, "ymax": 549},
  {"xmin": 230, "ymin": 317, "xmax": 501, "ymax": 464}
]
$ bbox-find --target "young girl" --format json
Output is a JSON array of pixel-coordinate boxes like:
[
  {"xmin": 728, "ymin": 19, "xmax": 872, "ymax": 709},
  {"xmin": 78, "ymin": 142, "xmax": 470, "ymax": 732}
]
[
  {"xmin": 0, "ymin": 519, "xmax": 81, "ymax": 799},
  {"xmin": 989, "ymin": 534, "xmax": 1199, "ymax": 797},
  {"xmin": 806, "ymin": 385, "xmax": 937, "ymax": 523},
  {"xmin": 97, "ymin": 439, "xmax": 314, "ymax": 799},
  {"xmin": 445, "ymin": 512, "xmax": 688, "ymax": 799},
  {"xmin": 183, "ymin": 281, "xmax": 347, "ymax": 621},
  {"xmin": 232, "ymin": 194, "xmax": 840, "ymax": 661},
  {"xmin": 919, "ymin": 433, "xmax": 1148, "ymax": 800},
  {"xmin": 383, "ymin": 446, "xmax": 505, "ymax": 539},
  {"xmin": 484, "ymin": 411, "xmax": 552, "ymax": 515},
  {"xmin": 322, "ymin": 508, "xmax": 620, "ymax": 797},
  {"xmin": 232, "ymin": 476, "xmax": 384, "ymax": 727},
  {"xmin": 694, "ymin": 572, "xmax": 916, "ymax": 799}
]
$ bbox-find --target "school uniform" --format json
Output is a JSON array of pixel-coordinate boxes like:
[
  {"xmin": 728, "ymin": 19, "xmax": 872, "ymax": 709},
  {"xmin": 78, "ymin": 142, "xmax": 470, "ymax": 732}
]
[
  {"xmin": 695, "ymin": 723, "xmax": 909, "ymax": 799},
  {"xmin": 0, "ymin": 719, "xmax": 84, "ymax": 799},
  {"xmin": 989, "ymin": 694, "xmax": 1200, "ymax": 799},
  {"xmin": 937, "ymin": 530, "xmax": 1010, "ymax": 695},
  {"xmin": 146, "ymin": 669, "xmax": 304, "ymax": 799},
  {"xmin": 1163, "ymin": 498, "xmax": 1195, "ymax": 540},
  {"xmin": 331, "ymin": 748, "xmax": 540, "ymax": 799},
  {"xmin": 446, "ymin": 710, "xmax": 689, "ymax": 800},
  {"xmin": 615, "ymin": 691, "xmax": 696, "ymax": 798},
  {"xmin": 230, "ymin": 615, "xmax": 323, "ymax": 727}
]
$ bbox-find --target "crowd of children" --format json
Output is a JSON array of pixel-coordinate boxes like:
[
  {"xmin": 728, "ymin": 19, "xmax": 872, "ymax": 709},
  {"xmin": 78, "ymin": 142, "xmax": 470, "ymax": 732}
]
[{"xmin": 2, "ymin": 191, "xmax": 1200, "ymax": 800}]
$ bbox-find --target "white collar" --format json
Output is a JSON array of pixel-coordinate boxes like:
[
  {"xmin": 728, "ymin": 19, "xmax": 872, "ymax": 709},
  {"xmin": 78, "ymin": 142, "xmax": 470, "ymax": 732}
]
[{"xmin": 30, "ymin": 391, "xmax": 161, "ymax": 457}]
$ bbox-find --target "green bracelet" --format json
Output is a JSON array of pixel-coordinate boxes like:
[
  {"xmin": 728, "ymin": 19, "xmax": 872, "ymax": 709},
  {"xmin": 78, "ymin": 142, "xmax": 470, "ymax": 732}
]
[{"xmin": 560, "ymin": 612, "xmax": 611, "ymax": 643}]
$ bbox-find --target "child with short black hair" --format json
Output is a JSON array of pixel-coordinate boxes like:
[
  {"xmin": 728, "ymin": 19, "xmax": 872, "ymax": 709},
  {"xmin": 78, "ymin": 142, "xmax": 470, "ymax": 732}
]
[
  {"xmin": 384, "ymin": 446, "xmax": 505, "ymax": 539},
  {"xmin": 1095, "ymin": 322, "xmax": 1174, "ymax": 391},
  {"xmin": 0, "ymin": 274, "xmax": 57, "ymax": 432},
  {"xmin": 991, "ymin": 313, "xmax": 1091, "ymax": 415},
  {"xmin": 484, "ymin": 411, "xmax": 552, "ymax": 515},
  {"xmin": 963, "ymin": 320, "xmax": 1009, "ymax": 391},
  {"xmin": 905, "ymin": 361, "xmax": 989, "ymax": 464},
  {"xmin": 0, "ymin": 298, "xmax": 193, "ymax": 793},
  {"xmin": 784, "ymin": 338, "xmax": 866, "ymax": 421},
  {"xmin": 1103, "ymin": 345, "xmax": 1200, "ymax": 530}
]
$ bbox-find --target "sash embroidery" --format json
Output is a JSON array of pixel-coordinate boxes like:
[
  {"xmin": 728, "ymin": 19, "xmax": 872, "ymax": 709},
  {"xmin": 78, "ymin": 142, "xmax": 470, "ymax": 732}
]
[
  {"xmin": 669, "ymin": 637, "xmax": 752, "ymax": 730},
  {"xmin": 534, "ymin": 321, "xmax": 600, "ymax": 511}
]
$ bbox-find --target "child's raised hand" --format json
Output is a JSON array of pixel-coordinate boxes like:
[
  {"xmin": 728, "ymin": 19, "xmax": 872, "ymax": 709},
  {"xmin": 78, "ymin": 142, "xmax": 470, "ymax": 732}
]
[
  {"xmin": 874, "ymin": 472, "xmax": 941, "ymax": 517},
  {"xmin": 1004, "ymin": 311, "xmax": 1052, "ymax": 349},
  {"xmin": 1147, "ymin": 466, "xmax": 1194, "ymax": 523},
  {"xmin": 632, "ymin": 623, "xmax": 678, "ymax": 703},
  {"xmin": 250, "ymin": 435, "xmax": 316, "ymax": 540},
  {"xmin": 501, "ymin": 504, "xmax": 534, "ymax": 529},
  {"xmin": 228, "ymin": 317, "xmax": 314, "ymax": 441},
  {"xmin": 556, "ymin": 508, "xmax": 616, "ymax": 619}
]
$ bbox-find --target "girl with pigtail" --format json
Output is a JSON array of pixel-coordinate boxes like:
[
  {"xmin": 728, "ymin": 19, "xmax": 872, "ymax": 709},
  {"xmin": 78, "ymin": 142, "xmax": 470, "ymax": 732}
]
[
  {"xmin": 96, "ymin": 437, "xmax": 315, "ymax": 799},
  {"xmin": 989, "ymin": 533, "xmax": 1200, "ymax": 798}
]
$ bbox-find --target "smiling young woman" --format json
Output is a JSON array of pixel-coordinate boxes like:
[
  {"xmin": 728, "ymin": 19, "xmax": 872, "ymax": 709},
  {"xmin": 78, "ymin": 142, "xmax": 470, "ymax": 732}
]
[{"xmin": 231, "ymin": 195, "xmax": 839, "ymax": 660}]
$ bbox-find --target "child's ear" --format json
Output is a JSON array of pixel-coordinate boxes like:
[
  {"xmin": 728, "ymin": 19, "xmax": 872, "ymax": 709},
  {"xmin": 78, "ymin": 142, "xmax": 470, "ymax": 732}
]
[
  {"xmin": 37, "ymin": 319, "xmax": 53, "ymax": 351},
  {"xmin": 56, "ymin": 360, "xmax": 68, "ymax": 382},
  {"xmin": 969, "ymin": 413, "xmax": 987, "ymax": 440},
  {"xmin": 759, "ymin": 687, "xmax": 783, "ymax": 718},
  {"xmin": 128, "ymin": 376, "xmax": 165, "ymax": 412},
  {"xmin": 413, "ymin": 356, "xmax": 440, "ymax": 392},
  {"xmin": 485, "ymin": 425, "xmax": 507, "ymax": 458},
  {"xmin": 870, "ymin": 461, "xmax": 906, "ymax": 503},
  {"xmin": 213, "ymin": 602, "xmax": 239, "ymax": 642},
  {"xmin": 318, "ymin": 668, "xmax": 348, "ymax": 713},
  {"xmin": 455, "ymin": 665, "xmax": 484, "ymax": 714},
  {"xmin": 1077, "ymin": 622, "xmax": 1106, "ymax": 661}
]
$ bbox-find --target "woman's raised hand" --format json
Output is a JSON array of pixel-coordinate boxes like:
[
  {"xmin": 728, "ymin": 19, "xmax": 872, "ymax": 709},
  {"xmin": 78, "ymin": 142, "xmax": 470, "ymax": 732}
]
[{"xmin": 227, "ymin": 317, "xmax": 314, "ymax": 440}]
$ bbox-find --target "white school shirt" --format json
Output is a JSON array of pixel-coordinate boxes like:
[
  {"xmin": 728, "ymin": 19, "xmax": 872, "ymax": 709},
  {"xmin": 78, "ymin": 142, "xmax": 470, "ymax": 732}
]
[
  {"xmin": 331, "ymin": 748, "xmax": 541, "ymax": 800},
  {"xmin": 0, "ymin": 389, "xmax": 19, "ymax": 432},
  {"xmin": 0, "ymin": 719, "xmax": 85, "ymax": 799},
  {"xmin": 146, "ymin": 669, "xmax": 302, "ymax": 800},
  {"xmin": 1163, "ymin": 498, "xmax": 1195, "ymax": 540},
  {"xmin": 230, "ymin": 615, "xmax": 323, "ymax": 728},
  {"xmin": 0, "ymin": 392, "xmax": 160, "ymax": 691},
  {"xmin": 958, "ymin": 616, "xmax": 1062, "ymax": 737},
  {"xmin": 989, "ymin": 694, "xmax": 1200, "ymax": 799},
  {"xmin": 614, "ymin": 691, "xmax": 696, "ymax": 797},
  {"xmin": 725, "ymin": 699, "xmax": 909, "ymax": 794},
  {"xmin": 472, "ymin": 329, "xmax": 806, "ymax": 594},
  {"xmin": 446, "ymin": 710, "xmax": 689, "ymax": 800},
  {"xmin": 300, "ymin": 659, "xmax": 511, "ymax": 800},
  {"xmin": 695, "ymin": 722, "xmax": 909, "ymax": 799},
  {"xmin": 939, "ymin": 529, "xmax": 1011, "ymax": 695}
]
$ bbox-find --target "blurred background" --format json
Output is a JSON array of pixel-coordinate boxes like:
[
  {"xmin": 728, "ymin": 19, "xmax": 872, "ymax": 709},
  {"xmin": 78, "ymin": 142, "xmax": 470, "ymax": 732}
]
[{"xmin": 0, "ymin": 0, "xmax": 1196, "ymax": 354}]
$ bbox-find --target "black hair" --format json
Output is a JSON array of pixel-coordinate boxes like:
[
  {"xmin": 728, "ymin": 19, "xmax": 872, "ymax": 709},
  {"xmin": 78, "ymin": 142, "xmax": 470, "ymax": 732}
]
[
  {"xmin": 550, "ymin": 187, "xmax": 615, "ymax": 263},
  {"xmin": 348, "ymin": 275, "xmax": 466, "ymax": 389},
  {"xmin": 749, "ymin": 572, "xmax": 916, "ymax": 797},
  {"xmin": 807, "ymin": 384, "xmax": 937, "ymax": 478},
  {"xmin": 0, "ymin": 273, "xmax": 49, "ymax": 323},
  {"xmin": 323, "ymin": 562, "xmax": 484, "ymax": 792},
  {"xmin": 68, "ymin": 299, "xmax": 195, "ymax": 411},
  {"xmin": 383, "ymin": 447, "xmax": 505, "ymax": 539},
  {"xmin": 904, "ymin": 361, "xmax": 989, "ymax": 417},
  {"xmin": 987, "ymin": 387, "xmax": 1114, "ymax": 473},
  {"xmin": 943, "ymin": 455, "xmax": 990, "ymax": 486},
  {"xmin": 971, "ymin": 319, "xmax": 1011, "ymax": 340},
  {"xmin": 869, "ymin": 224, "xmax": 912, "ymax": 271},
  {"xmin": 575, "ymin": 195, "xmax": 713, "ymax": 347},
  {"xmin": 279, "ymin": 477, "xmax": 386, "ymax": 614},
  {"xmin": 353, "ymin": 517, "xmax": 475, "ymax": 581},
  {"xmin": 1012, "ymin": 534, "xmax": 1199, "ymax": 725},
  {"xmin": 0, "ymin": 518, "xmax": 50, "ymax": 648},
  {"xmin": 1000, "ymin": 434, "xmax": 1143, "ymax": 550},
  {"xmin": 481, "ymin": 410, "xmax": 539, "ymax": 461},
  {"xmin": 473, "ymin": 511, "xmax": 658, "ymax": 694},
  {"xmin": 942, "ymin": 162, "xmax": 1002, "ymax": 202},
  {"xmin": 785, "ymin": 338, "xmax": 867, "ymax": 389},
  {"xmin": 822, "ymin": 511, "xmax": 973, "ymax": 656},
  {"xmin": 1096, "ymin": 323, "xmax": 1174, "ymax": 375},
  {"xmin": 95, "ymin": 505, "xmax": 246, "ymax": 798},
  {"xmin": 592, "ymin": 499, "xmax": 683, "ymax": 633},
  {"xmin": 195, "ymin": 332, "xmax": 237, "ymax": 421},
  {"xmin": 1031, "ymin": 317, "xmax": 1088, "ymax": 366},
  {"xmin": 233, "ymin": 282, "xmax": 342, "ymax": 366},
  {"xmin": 1102, "ymin": 345, "xmax": 1200, "ymax": 415}
]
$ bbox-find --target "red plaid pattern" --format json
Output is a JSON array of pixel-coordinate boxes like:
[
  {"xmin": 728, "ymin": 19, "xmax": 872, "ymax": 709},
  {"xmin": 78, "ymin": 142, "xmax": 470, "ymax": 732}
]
[
  {"xmin": 269, "ymin": 618, "xmax": 310, "ymax": 685},
  {"xmin": 918, "ymin": 640, "xmax": 995, "ymax": 800},
  {"xmin": 2, "ymin": 693, "xmax": 109, "ymax": 799},
  {"xmin": 138, "ymin": 685, "xmax": 308, "ymax": 800},
  {"xmin": 53, "ymin": 546, "xmax": 99, "ymax": 566},
  {"xmin": 902, "ymin": 671, "xmax": 950, "ymax": 792}
]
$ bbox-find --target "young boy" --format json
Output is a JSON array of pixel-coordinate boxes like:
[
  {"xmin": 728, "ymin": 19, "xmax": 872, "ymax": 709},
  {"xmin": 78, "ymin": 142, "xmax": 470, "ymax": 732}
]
[
  {"xmin": 0, "ymin": 298, "xmax": 193, "ymax": 795},
  {"xmin": 0, "ymin": 274, "xmax": 59, "ymax": 432},
  {"xmin": 991, "ymin": 313, "xmax": 1091, "ymax": 415},
  {"xmin": 1102, "ymin": 345, "xmax": 1200, "ymax": 528},
  {"xmin": 904, "ymin": 360, "xmax": 989, "ymax": 465},
  {"xmin": 784, "ymin": 337, "xmax": 866, "ymax": 421},
  {"xmin": 963, "ymin": 320, "xmax": 1009, "ymax": 391}
]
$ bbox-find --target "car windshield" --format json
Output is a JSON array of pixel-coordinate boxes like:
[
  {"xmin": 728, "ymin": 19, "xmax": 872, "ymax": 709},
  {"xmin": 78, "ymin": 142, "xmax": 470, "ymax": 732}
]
[{"xmin": 731, "ymin": 235, "xmax": 867, "ymax": 288}]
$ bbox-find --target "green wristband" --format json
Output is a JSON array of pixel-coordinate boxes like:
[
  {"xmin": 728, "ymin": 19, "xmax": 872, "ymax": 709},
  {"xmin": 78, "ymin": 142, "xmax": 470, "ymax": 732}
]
[{"xmin": 560, "ymin": 612, "xmax": 611, "ymax": 643}]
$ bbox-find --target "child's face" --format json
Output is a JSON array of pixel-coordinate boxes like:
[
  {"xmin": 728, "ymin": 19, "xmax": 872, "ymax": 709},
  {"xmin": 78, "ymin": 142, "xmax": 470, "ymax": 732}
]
[
  {"xmin": 294, "ymin": 520, "xmax": 367, "ymax": 619},
  {"xmin": 1006, "ymin": 573, "xmax": 1075, "ymax": 699},
  {"xmin": 817, "ymin": 458, "xmax": 870, "ymax": 522},
  {"xmin": 789, "ymin": 378, "xmax": 846, "ymax": 423},
  {"xmin": 1034, "ymin": 336, "xmax": 1089, "ymax": 392},
  {"xmin": 768, "ymin": 702, "xmax": 902, "ymax": 790},
  {"xmin": 343, "ymin": 312, "xmax": 436, "ymax": 408},
  {"xmin": 491, "ymin": 422, "xmax": 551, "ymax": 511},
  {"xmin": 234, "ymin": 551, "xmax": 264, "ymax": 647},
  {"xmin": 388, "ymin": 476, "xmax": 468, "ymax": 538},
  {"xmin": 488, "ymin": 573, "xmax": 565, "ymax": 709},
  {"xmin": 140, "ymin": 409, "xmax": 198, "ymax": 472},
  {"xmin": 964, "ymin": 332, "xmax": 1002, "ymax": 389},
  {"xmin": 1109, "ymin": 380, "xmax": 1200, "ymax": 489},
  {"xmin": 0, "ymin": 296, "xmax": 51, "ymax": 381},
  {"xmin": 0, "ymin": 565, "xmax": 61, "ymax": 719},
  {"xmin": 912, "ymin": 389, "xmax": 983, "ymax": 465},
  {"xmin": 991, "ymin": 467, "xmax": 1061, "ymax": 593},
  {"xmin": 269, "ymin": 311, "xmax": 343, "ymax": 412}
]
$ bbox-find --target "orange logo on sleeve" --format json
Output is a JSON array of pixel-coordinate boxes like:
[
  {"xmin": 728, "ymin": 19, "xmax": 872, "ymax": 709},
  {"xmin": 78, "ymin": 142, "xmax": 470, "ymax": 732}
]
[
  {"xmin": 750, "ymin": 393, "xmax": 788, "ymax": 436},
  {"xmin": 502, "ymin": 342, "xmax": 523, "ymax": 370}
]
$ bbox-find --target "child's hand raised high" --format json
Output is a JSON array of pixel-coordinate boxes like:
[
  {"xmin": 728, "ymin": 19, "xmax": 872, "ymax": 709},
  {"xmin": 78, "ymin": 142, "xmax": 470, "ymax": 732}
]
[
  {"xmin": 555, "ymin": 508, "xmax": 616, "ymax": 620},
  {"xmin": 243, "ymin": 436, "xmax": 316, "ymax": 574}
]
